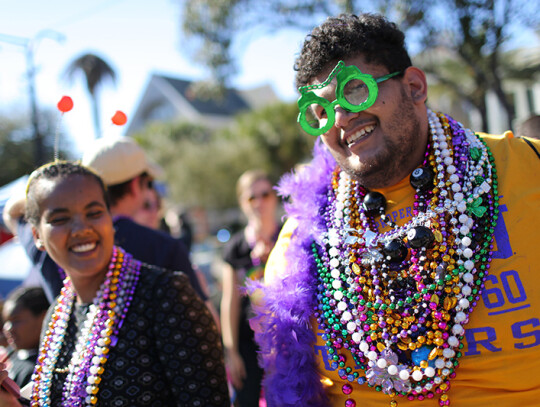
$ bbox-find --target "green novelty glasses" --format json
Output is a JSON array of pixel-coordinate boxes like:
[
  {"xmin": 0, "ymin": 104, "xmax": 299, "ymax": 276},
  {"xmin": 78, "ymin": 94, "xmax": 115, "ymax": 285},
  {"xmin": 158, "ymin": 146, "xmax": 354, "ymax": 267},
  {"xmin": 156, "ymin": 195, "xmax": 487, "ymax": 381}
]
[{"xmin": 297, "ymin": 61, "xmax": 401, "ymax": 136}]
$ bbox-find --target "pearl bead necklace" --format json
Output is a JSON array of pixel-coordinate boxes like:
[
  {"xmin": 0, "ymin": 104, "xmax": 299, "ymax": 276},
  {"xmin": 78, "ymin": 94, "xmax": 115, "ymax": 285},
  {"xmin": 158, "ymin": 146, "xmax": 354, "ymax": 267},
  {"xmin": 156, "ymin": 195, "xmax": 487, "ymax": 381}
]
[
  {"xmin": 313, "ymin": 111, "xmax": 499, "ymax": 406},
  {"xmin": 31, "ymin": 246, "xmax": 141, "ymax": 407}
]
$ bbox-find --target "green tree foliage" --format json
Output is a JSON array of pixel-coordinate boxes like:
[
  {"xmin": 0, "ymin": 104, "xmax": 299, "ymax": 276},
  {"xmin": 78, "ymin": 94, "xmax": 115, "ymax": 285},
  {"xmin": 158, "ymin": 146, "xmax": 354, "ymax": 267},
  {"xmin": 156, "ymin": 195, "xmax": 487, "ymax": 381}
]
[
  {"xmin": 64, "ymin": 53, "xmax": 117, "ymax": 138},
  {"xmin": 133, "ymin": 102, "xmax": 313, "ymax": 209},
  {"xmin": 221, "ymin": 102, "xmax": 314, "ymax": 179},
  {"xmin": 179, "ymin": 0, "xmax": 539, "ymax": 130},
  {"xmin": 411, "ymin": 0, "xmax": 539, "ymax": 130},
  {"xmin": 0, "ymin": 110, "xmax": 73, "ymax": 186}
]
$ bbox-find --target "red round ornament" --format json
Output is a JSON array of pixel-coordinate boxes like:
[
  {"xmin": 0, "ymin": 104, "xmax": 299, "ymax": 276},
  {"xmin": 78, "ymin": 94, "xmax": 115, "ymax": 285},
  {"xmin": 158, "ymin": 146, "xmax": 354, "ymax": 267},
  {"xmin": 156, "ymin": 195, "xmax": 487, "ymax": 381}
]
[
  {"xmin": 57, "ymin": 96, "xmax": 73, "ymax": 113},
  {"xmin": 111, "ymin": 111, "xmax": 127, "ymax": 126},
  {"xmin": 342, "ymin": 383, "xmax": 353, "ymax": 395}
]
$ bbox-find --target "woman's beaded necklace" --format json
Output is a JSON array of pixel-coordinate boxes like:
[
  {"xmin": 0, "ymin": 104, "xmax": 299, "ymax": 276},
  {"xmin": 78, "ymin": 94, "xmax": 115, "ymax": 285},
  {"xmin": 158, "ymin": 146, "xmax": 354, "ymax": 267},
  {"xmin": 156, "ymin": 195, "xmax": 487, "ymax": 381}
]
[
  {"xmin": 31, "ymin": 246, "xmax": 141, "ymax": 407},
  {"xmin": 313, "ymin": 111, "xmax": 499, "ymax": 406}
]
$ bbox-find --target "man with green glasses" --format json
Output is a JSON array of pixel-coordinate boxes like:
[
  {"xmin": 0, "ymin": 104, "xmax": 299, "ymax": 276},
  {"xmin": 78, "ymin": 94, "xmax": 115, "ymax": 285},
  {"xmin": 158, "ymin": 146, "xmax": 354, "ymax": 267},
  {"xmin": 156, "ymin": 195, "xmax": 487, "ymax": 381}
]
[
  {"xmin": 297, "ymin": 60, "xmax": 401, "ymax": 136},
  {"xmin": 253, "ymin": 12, "xmax": 540, "ymax": 407}
]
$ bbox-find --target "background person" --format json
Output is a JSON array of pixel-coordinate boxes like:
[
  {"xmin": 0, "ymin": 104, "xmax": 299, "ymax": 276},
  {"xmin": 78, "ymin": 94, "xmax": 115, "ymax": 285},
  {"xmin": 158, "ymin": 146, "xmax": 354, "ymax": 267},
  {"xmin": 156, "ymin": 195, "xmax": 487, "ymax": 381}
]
[
  {"xmin": 131, "ymin": 184, "xmax": 219, "ymax": 327},
  {"xmin": 254, "ymin": 13, "xmax": 540, "ymax": 407},
  {"xmin": 81, "ymin": 136, "xmax": 208, "ymax": 299},
  {"xmin": 221, "ymin": 170, "xmax": 280, "ymax": 406},
  {"xmin": 0, "ymin": 161, "xmax": 229, "ymax": 406},
  {"xmin": 2, "ymin": 286, "xmax": 49, "ymax": 388},
  {"xmin": 133, "ymin": 184, "xmax": 163, "ymax": 230}
]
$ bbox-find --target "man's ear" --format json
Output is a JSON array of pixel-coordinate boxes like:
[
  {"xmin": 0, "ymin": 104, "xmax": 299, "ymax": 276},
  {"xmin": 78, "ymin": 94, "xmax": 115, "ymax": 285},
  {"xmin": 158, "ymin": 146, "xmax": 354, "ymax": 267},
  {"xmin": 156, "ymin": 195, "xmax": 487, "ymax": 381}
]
[
  {"xmin": 130, "ymin": 177, "xmax": 142, "ymax": 198},
  {"xmin": 403, "ymin": 66, "xmax": 428, "ymax": 105},
  {"xmin": 31, "ymin": 227, "xmax": 45, "ymax": 251}
]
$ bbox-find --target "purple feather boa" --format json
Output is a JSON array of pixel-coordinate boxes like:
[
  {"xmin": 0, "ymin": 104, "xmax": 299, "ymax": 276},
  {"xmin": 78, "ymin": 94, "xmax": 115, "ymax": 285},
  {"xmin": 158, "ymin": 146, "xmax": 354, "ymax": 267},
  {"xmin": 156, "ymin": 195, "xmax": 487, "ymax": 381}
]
[{"xmin": 250, "ymin": 140, "xmax": 336, "ymax": 406}]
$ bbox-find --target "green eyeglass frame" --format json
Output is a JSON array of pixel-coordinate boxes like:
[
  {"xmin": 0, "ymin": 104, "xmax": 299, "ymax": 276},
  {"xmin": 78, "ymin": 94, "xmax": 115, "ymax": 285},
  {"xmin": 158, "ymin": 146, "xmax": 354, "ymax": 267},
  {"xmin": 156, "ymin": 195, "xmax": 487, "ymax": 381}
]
[{"xmin": 297, "ymin": 61, "xmax": 401, "ymax": 136}]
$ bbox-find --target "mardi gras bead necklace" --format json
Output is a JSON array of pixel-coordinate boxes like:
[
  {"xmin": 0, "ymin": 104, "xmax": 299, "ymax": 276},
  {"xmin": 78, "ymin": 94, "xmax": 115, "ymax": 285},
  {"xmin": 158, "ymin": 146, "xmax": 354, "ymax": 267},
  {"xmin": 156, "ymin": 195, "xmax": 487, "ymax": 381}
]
[
  {"xmin": 313, "ymin": 110, "xmax": 499, "ymax": 406},
  {"xmin": 31, "ymin": 246, "xmax": 140, "ymax": 407}
]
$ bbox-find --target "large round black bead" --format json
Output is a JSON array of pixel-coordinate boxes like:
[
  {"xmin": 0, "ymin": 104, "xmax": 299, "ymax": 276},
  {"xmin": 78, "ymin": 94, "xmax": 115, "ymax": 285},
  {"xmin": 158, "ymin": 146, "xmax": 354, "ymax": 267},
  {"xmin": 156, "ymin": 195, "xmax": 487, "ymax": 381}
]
[
  {"xmin": 407, "ymin": 226, "xmax": 435, "ymax": 249},
  {"xmin": 410, "ymin": 167, "xmax": 435, "ymax": 191},
  {"xmin": 382, "ymin": 239, "xmax": 408, "ymax": 263},
  {"xmin": 362, "ymin": 191, "xmax": 386, "ymax": 215}
]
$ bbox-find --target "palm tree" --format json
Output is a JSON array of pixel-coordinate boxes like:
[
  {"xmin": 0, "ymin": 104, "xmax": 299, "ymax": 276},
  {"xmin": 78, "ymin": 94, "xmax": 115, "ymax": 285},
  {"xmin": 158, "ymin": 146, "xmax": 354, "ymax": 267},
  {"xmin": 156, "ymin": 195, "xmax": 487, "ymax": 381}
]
[{"xmin": 64, "ymin": 53, "xmax": 116, "ymax": 138}]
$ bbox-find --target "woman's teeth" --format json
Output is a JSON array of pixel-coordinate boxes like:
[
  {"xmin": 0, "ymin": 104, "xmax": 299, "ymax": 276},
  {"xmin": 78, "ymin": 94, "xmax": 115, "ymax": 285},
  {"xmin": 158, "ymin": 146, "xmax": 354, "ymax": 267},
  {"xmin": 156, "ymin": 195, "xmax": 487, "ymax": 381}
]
[
  {"xmin": 72, "ymin": 242, "xmax": 97, "ymax": 253},
  {"xmin": 346, "ymin": 125, "xmax": 376, "ymax": 146}
]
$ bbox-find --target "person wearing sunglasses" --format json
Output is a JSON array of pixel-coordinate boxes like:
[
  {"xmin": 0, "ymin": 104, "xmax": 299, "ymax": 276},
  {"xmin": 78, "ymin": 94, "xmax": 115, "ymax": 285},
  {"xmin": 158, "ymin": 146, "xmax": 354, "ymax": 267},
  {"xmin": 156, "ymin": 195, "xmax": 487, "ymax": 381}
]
[
  {"xmin": 133, "ymin": 185, "xmax": 163, "ymax": 231},
  {"xmin": 221, "ymin": 169, "xmax": 280, "ymax": 406},
  {"xmin": 255, "ymin": 13, "xmax": 540, "ymax": 407}
]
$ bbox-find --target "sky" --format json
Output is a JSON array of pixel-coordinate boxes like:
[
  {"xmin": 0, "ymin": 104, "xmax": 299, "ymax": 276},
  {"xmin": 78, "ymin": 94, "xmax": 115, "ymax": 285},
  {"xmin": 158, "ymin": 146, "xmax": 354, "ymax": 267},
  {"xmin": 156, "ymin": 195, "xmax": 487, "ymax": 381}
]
[
  {"xmin": 0, "ymin": 0, "xmax": 307, "ymax": 157},
  {"xmin": 0, "ymin": 1, "xmax": 538, "ymax": 159}
]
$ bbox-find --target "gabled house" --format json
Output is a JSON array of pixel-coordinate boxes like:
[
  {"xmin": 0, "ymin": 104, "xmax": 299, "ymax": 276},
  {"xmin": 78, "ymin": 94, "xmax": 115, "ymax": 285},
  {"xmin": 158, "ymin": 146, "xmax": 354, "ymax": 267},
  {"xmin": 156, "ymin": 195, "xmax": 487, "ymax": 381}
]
[{"xmin": 126, "ymin": 73, "xmax": 279, "ymax": 135}]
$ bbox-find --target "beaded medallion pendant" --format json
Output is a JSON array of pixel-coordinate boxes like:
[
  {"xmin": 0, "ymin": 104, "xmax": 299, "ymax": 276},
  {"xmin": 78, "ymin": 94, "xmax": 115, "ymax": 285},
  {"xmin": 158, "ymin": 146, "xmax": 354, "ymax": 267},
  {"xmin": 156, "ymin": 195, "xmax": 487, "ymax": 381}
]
[
  {"xmin": 313, "ymin": 111, "xmax": 499, "ymax": 406},
  {"xmin": 31, "ymin": 246, "xmax": 141, "ymax": 407}
]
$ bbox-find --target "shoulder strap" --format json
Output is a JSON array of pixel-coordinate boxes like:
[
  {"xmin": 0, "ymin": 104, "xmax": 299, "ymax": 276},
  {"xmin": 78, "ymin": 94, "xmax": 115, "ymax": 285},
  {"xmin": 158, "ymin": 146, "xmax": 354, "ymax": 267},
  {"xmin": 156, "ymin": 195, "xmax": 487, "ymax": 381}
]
[{"xmin": 521, "ymin": 137, "xmax": 540, "ymax": 160}]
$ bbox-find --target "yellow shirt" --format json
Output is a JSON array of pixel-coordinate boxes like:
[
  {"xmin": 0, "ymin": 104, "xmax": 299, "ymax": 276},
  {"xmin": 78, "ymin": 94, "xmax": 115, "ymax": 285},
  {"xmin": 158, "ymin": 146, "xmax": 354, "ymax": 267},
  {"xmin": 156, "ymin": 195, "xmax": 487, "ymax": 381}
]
[{"xmin": 265, "ymin": 133, "xmax": 540, "ymax": 406}]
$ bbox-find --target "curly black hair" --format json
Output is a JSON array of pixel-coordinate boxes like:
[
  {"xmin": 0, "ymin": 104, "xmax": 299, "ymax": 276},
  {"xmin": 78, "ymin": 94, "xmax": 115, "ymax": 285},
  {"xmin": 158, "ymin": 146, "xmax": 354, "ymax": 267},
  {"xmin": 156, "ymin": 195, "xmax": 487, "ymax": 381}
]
[
  {"xmin": 25, "ymin": 161, "xmax": 109, "ymax": 226},
  {"xmin": 294, "ymin": 13, "xmax": 412, "ymax": 89}
]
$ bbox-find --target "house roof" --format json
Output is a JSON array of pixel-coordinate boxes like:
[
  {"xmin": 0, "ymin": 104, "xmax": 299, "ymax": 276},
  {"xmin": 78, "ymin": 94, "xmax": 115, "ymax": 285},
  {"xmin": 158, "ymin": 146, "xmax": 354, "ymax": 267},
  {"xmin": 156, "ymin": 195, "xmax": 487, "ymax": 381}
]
[
  {"xmin": 125, "ymin": 73, "xmax": 279, "ymax": 136},
  {"xmin": 160, "ymin": 75, "xmax": 250, "ymax": 116}
]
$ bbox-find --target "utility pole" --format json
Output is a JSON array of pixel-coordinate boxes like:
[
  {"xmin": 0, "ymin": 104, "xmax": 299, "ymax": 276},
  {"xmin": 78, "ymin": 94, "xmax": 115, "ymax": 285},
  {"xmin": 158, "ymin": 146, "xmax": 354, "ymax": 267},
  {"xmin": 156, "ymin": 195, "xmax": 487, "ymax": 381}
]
[{"xmin": 0, "ymin": 29, "xmax": 64, "ymax": 166}]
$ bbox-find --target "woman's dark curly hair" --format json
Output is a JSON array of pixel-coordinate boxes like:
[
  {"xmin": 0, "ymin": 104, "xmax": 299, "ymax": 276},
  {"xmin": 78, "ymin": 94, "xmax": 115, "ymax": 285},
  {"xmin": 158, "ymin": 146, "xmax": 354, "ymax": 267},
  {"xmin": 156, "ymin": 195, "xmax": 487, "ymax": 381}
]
[
  {"xmin": 25, "ymin": 160, "xmax": 109, "ymax": 226},
  {"xmin": 294, "ymin": 13, "xmax": 412, "ymax": 89}
]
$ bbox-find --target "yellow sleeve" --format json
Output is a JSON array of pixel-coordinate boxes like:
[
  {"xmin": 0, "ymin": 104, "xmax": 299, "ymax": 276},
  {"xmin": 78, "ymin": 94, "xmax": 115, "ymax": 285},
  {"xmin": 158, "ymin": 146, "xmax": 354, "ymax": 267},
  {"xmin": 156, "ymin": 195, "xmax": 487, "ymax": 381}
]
[{"xmin": 264, "ymin": 218, "xmax": 298, "ymax": 286}]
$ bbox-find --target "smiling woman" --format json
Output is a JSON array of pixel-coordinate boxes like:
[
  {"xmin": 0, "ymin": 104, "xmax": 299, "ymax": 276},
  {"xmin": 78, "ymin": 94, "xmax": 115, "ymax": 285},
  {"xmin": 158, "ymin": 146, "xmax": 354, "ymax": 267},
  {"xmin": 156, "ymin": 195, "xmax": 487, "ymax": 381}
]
[
  {"xmin": 0, "ymin": 161, "xmax": 230, "ymax": 406},
  {"xmin": 26, "ymin": 169, "xmax": 114, "ymax": 303}
]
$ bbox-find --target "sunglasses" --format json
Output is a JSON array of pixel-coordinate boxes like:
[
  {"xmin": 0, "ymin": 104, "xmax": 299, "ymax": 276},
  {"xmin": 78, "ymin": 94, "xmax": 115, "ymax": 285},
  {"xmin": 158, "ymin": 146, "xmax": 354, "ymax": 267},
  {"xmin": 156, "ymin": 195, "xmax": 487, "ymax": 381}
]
[
  {"xmin": 297, "ymin": 60, "xmax": 401, "ymax": 136},
  {"xmin": 142, "ymin": 200, "xmax": 160, "ymax": 211},
  {"xmin": 247, "ymin": 190, "xmax": 273, "ymax": 203}
]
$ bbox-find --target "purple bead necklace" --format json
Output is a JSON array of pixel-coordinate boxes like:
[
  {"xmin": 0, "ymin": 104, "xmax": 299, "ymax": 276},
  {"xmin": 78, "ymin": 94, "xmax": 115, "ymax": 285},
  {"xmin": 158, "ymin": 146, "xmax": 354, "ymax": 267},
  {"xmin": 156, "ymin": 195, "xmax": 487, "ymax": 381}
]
[
  {"xmin": 31, "ymin": 246, "xmax": 141, "ymax": 407},
  {"xmin": 313, "ymin": 111, "xmax": 499, "ymax": 406}
]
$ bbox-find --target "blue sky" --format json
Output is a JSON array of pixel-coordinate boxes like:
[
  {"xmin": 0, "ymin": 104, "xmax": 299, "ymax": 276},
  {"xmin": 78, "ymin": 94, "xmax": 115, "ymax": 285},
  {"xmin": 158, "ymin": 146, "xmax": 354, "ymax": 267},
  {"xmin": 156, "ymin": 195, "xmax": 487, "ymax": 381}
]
[{"xmin": 0, "ymin": 0, "xmax": 306, "ymax": 156}]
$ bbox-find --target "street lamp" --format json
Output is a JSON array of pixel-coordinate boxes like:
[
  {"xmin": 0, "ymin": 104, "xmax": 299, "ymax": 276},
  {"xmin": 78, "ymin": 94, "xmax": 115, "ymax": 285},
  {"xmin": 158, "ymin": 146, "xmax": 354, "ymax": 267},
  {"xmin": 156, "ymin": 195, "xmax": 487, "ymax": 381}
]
[{"xmin": 0, "ymin": 29, "xmax": 65, "ymax": 166}]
